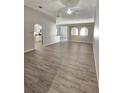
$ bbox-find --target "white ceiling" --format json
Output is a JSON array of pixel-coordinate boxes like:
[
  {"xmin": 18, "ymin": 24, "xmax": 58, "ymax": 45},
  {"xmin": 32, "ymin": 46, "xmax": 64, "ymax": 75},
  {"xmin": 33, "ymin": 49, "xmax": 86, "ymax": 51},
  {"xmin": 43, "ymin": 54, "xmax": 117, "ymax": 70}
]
[{"xmin": 25, "ymin": 0, "xmax": 97, "ymax": 24}]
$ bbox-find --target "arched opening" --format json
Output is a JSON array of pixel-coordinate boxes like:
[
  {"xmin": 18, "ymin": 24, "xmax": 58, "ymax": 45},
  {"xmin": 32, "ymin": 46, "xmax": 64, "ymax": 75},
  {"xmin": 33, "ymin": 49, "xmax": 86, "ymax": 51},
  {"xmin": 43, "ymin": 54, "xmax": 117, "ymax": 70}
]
[
  {"xmin": 80, "ymin": 27, "xmax": 88, "ymax": 36},
  {"xmin": 34, "ymin": 24, "xmax": 43, "ymax": 49}
]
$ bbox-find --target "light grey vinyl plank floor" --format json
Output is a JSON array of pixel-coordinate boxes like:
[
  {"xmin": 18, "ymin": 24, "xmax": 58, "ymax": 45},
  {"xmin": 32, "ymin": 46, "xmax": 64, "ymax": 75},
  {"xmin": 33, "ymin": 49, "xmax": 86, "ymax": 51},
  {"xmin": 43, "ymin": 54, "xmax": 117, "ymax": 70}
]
[{"xmin": 24, "ymin": 41, "xmax": 98, "ymax": 93}]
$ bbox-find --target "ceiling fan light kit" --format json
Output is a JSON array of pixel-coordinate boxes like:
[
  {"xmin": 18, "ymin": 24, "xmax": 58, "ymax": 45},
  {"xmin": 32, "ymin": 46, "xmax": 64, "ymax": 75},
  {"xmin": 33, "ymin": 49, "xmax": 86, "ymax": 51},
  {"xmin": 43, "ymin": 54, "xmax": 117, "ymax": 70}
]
[
  {"xmin": 58, "ymin": 0, "xmax": 80, "ymax": 16},
  {"xmin": 67, "ymin": 8, "xmax": 72, "ymax": 14}
]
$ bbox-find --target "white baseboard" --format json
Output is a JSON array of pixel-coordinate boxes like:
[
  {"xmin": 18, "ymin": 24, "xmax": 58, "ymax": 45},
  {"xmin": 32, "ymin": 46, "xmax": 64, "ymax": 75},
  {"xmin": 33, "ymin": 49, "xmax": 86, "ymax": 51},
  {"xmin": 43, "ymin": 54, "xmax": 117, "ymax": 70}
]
[
  {"xmin": 24, "ymin": 48, "xmax": 35, "ymax": 53},
  {"xmin": 69, "ymin": 40, "xmax": 93, "ymax": 44}
]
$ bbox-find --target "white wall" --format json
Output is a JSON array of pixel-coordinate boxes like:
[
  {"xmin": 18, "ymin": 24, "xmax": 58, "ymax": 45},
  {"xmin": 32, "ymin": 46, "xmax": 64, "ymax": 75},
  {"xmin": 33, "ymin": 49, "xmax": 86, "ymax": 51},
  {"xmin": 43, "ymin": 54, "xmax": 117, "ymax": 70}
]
[
  {"xmin": 24, "ymin": 6, "xmax": 60, "ymax": 51},
  {"xmin": 93, "ymin": 1, "xmax": 99, "ymax": 81},
  {"xmin": 56, "ymin": 17, "xmax": 94, "ymax": 25}
]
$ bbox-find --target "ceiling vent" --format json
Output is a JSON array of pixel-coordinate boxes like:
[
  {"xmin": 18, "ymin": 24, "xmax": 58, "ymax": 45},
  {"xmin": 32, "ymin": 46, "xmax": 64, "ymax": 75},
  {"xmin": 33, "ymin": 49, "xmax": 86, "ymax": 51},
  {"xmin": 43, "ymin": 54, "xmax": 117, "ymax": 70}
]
[{"xmin": 38, "ymin": 6, "xmax": 43, "ymax": 9}]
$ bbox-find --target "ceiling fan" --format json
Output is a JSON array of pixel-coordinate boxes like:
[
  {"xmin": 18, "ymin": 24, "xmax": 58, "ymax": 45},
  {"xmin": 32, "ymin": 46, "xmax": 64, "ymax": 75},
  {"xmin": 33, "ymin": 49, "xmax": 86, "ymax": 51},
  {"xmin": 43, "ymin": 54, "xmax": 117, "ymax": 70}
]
[
  {"xmin": 60, "ymin": 0, "xmax": 80, "ymax": 7},
  {"xmin": 57, "ymin": 0, "xmax": 80, "ymax": 16}
]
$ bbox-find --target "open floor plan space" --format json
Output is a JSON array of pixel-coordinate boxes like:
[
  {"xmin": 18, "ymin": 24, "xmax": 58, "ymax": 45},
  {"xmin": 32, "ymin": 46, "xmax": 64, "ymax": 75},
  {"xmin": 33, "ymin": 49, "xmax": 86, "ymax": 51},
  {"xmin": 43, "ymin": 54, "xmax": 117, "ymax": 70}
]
[{"xmin": 24, "ymin": 42, "xmax": 98, "ymax": 93}]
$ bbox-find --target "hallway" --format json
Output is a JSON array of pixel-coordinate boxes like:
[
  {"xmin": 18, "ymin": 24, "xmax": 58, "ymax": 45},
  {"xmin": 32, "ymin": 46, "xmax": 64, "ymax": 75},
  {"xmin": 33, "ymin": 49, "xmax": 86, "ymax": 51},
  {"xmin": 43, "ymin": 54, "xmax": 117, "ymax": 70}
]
[{"xmin": 24, "ymin": 42, "xmax": 98, "ymax": 93}]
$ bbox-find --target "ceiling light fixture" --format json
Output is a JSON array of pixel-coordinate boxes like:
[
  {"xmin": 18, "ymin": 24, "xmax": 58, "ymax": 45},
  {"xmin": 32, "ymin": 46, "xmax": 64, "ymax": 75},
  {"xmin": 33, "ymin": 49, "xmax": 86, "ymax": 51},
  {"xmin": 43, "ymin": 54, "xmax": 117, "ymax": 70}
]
[{"xmin": 67, "ymin": 8, "xmax": 72, "ymax": 14}]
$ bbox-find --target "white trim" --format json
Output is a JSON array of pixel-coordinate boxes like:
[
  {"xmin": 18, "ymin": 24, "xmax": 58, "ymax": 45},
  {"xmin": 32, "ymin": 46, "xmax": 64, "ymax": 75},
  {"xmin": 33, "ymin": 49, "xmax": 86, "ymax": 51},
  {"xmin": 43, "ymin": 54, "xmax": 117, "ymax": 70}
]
[
  {"xmin": 24, "ymin": 48, "xmax": 35, "ymax": 53},
  {"xmin": 69, "ymin": 40, "xmax": 93, "ymax": 44}
]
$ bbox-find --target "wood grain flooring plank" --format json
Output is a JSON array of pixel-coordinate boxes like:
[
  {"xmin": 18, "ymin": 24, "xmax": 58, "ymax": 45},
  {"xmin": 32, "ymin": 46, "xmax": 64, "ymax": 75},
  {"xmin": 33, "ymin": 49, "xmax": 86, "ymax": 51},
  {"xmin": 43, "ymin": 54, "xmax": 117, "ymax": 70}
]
[{"xmin": 25, "ymin": 41, "xmax": 98, "ymax": 93}]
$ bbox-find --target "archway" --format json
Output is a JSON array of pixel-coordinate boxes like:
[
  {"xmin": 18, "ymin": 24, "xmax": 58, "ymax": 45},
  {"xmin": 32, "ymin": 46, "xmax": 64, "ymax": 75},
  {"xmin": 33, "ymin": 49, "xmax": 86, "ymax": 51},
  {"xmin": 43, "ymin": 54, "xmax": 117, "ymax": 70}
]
[{"xmin": 34, "ymin": 24, "xmax": 43, "ymax": 49}]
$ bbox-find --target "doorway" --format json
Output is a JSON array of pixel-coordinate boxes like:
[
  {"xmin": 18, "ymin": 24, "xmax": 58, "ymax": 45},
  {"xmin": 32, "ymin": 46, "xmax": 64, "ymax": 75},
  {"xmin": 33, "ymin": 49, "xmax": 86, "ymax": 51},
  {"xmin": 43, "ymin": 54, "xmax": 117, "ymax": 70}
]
[
  {"xmin": 34, "ymin": 24, "xmax": 43, "ymax": 49},
  {"xmin": 57, "ymin": 26, "xmax": 68, "ymax": 42}
]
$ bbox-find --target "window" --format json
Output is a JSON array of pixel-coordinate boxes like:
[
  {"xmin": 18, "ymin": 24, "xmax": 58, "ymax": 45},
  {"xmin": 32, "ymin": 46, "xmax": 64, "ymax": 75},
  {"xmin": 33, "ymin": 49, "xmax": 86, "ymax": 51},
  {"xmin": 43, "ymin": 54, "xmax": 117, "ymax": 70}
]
[
  {"xmin": 71, "ymin": 27, "xmax": 78, "ymax": 35},
  {"xmin": 80, "ymin": 27, "xmax": 88, "ymax": 36}
]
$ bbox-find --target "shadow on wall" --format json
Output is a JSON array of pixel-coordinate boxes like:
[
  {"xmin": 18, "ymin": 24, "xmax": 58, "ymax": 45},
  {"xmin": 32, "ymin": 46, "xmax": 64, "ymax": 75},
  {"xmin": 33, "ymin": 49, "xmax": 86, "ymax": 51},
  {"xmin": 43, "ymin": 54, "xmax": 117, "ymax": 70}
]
[{"xmin": 93, "ymin": 0, "xmax": 99, "ymax": 82}]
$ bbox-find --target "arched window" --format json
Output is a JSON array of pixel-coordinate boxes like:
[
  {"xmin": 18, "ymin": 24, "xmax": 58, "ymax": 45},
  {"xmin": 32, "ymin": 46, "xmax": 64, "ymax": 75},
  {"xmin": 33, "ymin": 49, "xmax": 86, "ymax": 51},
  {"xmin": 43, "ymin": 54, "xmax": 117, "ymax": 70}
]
[
  {"xmin": 71, "ymin": 27, "xmax": 78, "ymax": 35},
  {"xmin": 80, "ymin": 27, "xmax": 88, "ymax": 36}
]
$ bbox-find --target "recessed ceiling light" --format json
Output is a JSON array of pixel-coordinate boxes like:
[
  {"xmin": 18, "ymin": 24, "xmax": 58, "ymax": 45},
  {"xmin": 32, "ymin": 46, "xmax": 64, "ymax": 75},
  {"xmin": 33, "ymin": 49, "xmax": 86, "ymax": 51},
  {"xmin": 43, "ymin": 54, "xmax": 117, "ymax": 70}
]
[
  {"xmin": 38, "ymin": 6, "xmax": 43, "ymax": 9},
  {"xmin": 67, "ymin": 8, "xmax": 72, "ymax": 14}
]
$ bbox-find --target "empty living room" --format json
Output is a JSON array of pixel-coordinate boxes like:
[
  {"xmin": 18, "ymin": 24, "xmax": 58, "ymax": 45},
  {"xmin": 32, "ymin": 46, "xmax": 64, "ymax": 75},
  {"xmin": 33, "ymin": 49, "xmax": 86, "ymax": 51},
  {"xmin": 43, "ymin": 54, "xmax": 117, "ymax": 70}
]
[{"xmin": 24, "ymin": 0, "xmax": 99, "ymax": 93}]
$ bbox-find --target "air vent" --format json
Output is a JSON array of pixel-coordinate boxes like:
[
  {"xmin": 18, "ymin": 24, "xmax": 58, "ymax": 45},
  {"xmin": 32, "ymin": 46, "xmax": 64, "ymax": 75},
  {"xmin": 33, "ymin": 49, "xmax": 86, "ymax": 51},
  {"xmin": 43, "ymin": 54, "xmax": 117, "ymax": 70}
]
[{"xmin": 38, "ymin": 6, "xmax": 43, "ymax": 9}]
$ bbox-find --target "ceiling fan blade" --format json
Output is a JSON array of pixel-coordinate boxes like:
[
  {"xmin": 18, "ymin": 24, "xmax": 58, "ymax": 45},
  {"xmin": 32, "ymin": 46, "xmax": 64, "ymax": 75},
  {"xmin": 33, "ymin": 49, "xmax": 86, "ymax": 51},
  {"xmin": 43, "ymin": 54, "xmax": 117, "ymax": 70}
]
[{"xmin": 60, "ymin": 0, "xmax": 80, "ymax": 7}]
